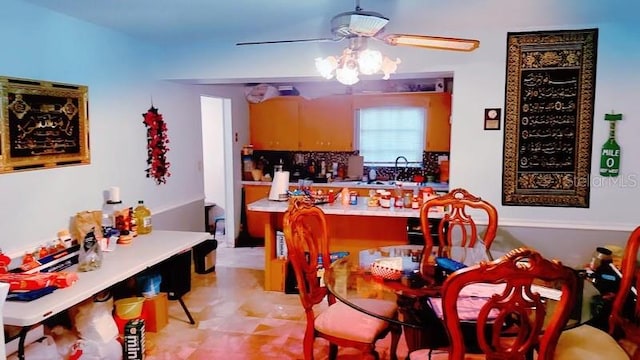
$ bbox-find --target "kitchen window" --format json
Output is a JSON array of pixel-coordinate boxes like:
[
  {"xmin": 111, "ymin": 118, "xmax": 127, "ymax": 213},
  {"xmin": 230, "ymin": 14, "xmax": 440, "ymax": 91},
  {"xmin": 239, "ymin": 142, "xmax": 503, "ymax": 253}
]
[{"xmin": 356, "ymin": 106, "xmax": 426, "ymax": 167}]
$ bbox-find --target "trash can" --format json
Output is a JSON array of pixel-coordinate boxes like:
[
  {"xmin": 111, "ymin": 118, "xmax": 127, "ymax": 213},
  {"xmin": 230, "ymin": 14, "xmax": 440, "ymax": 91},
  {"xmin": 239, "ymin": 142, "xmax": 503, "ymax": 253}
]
[{"xmin": 193, "ymin": 239, "xmax": 217, "ymax": 274}]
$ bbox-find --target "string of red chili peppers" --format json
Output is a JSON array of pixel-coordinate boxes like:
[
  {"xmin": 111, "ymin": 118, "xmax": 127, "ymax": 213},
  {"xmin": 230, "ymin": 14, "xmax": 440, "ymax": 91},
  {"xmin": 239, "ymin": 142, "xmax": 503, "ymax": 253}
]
[{"xmin": 142, "ymin": 106, "xmax": 171, "ymax": 184}]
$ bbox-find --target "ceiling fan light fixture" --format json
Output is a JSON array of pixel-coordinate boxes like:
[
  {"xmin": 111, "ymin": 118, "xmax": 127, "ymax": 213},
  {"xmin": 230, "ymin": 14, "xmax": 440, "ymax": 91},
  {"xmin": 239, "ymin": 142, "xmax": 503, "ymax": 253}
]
[{"xmin": 315, "ymin": 44, "xmax": 399, "ymax": 85}]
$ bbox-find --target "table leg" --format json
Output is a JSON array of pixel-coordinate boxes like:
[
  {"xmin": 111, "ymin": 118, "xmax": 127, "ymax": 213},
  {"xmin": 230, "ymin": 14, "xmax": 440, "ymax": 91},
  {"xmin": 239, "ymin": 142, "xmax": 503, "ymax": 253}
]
[
  {"xmin": 177, "ymin": 297, "xmax": 195, "ymax": 325},
  {"xmin": 17, "ymin": 326, "xmax": 29, "ymax": 360}
]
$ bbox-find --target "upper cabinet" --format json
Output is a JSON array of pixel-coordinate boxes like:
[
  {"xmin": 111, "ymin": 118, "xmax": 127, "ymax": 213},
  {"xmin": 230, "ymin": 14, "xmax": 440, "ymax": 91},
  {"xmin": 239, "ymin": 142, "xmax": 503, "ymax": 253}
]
[
  {"xmin": 299, "ymin": 96, "xmax": 353, "ymax": 151},
  {"xmin": 249, "ymin": 92, "xmax": 451, "ymax": 152},
  {"xmin": 249, "ymin": 97, "xmax": 300, "ymax": 150},
  {"xmin": 425, "ymin": 93, "xmax": 451, "ymax": 152}
]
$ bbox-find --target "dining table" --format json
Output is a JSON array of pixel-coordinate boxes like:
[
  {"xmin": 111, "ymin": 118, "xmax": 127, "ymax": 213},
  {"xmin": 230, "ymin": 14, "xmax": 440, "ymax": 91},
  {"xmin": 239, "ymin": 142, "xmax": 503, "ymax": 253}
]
[{"xmin": 323, "ymin": 244, "xmax": 601, "ymax": 353}]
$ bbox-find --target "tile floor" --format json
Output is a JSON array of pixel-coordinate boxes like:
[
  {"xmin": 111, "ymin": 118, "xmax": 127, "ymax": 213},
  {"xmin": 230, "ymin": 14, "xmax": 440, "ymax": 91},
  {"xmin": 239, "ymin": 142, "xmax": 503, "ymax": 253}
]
[{"xmin": 146, "ymin": 237, "xmax": 413, "ymax": 360}]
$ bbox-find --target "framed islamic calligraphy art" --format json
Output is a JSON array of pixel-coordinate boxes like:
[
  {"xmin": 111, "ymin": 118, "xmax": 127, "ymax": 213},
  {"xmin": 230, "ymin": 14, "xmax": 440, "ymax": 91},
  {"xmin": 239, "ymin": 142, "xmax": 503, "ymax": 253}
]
[
  {"xmin": 502, "ymin": 29, "xmax": 598, "ymax": 207},
  {"xmin": 0, "ymin": 76, "xmax": 90, "ymax": 173}
]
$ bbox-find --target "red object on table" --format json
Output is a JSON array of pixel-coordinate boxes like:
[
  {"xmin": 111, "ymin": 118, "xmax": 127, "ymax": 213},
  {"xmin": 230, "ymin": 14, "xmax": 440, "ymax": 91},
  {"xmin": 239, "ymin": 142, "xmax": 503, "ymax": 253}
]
[{"xmin": 0, "ymin": 272, "xmax": 57, "ymax": 291}]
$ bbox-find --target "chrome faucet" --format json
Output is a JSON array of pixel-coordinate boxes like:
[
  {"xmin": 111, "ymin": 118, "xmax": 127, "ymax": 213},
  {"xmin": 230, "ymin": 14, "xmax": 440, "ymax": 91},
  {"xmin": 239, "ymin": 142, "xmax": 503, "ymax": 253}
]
[{"xmin": 394, "ymin": 156, "xmax": 408, "ymax": 181}]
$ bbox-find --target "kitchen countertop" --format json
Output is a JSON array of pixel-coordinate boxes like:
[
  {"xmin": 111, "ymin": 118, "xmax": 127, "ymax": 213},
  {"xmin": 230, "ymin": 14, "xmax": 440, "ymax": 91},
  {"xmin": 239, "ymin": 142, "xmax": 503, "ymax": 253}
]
[
  {"xmin": 247, "ymin": 197, "xmax": 444, "ymax": 219},
  {"xmin": 242, "ymin": 180, "xmax": 449, "ymax": 192}
]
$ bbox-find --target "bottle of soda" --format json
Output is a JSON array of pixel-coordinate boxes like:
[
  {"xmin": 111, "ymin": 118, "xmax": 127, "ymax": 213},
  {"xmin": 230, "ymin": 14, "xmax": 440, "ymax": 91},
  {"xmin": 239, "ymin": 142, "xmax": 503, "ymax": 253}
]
[{"xmin": 134, "ymin": 200, "xmax": 152, "ymax": 235}]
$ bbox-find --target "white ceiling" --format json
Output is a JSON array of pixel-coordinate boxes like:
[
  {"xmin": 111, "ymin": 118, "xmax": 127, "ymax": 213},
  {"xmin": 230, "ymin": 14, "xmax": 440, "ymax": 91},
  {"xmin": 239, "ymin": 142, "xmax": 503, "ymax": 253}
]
[
  {"xmin": 20, "ymin": 0, "xmax": 409, "ymax": 46},
  {"xmin": 19, "ymin": 0, "xmax": 634, "ymax": 47},
  {"xmin": 19, "ymin": 0, "xmax": 636, "ymax": 85}
]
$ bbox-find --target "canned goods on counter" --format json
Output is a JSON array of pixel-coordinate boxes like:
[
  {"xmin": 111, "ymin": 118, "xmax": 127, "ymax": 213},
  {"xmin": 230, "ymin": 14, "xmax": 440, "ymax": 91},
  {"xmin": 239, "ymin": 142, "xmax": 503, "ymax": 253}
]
[{"xmin": 349, "ymin": 191, "xmax": 358, "ymax": 205}]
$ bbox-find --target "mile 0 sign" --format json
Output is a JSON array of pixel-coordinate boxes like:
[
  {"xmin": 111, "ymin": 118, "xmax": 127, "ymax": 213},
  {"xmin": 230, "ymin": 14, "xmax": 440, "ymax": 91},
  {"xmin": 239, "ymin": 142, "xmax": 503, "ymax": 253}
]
[{"xmin": 599, "ymin": 113, "xmax": 622, "ymax": 177}]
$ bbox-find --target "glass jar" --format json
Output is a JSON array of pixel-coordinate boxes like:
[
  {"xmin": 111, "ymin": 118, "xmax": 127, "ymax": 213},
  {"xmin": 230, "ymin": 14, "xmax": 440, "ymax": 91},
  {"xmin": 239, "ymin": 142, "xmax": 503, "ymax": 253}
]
[
  {"xmin": 403, "ymin": 192, "xmax": 413, "ymax": 208},
  {"xmin": 380, "ymin": 191, "xmax": 391, "ymax": 208}
]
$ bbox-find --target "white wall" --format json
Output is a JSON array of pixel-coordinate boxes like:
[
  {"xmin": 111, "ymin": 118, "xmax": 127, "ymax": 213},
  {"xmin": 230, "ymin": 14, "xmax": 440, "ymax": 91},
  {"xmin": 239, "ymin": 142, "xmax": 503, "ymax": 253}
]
[{"xmin": 0, "ymin": 0, "xmax": 205, "ymax": 255}]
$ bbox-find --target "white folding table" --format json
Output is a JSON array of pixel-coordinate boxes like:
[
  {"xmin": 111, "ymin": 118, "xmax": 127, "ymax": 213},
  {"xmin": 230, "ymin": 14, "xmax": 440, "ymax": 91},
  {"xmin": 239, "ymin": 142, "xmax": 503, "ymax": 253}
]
[{"xmin": 3, "ymin": 230, "xmax": 210, "ymax": 359}]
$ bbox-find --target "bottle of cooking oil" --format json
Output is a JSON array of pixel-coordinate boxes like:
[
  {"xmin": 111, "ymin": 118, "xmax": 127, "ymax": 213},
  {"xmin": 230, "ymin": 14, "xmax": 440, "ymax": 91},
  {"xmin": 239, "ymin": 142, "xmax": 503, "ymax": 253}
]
[{"xmin": 134, "ymin": 200, "xmax": 152, "ymax": 235}]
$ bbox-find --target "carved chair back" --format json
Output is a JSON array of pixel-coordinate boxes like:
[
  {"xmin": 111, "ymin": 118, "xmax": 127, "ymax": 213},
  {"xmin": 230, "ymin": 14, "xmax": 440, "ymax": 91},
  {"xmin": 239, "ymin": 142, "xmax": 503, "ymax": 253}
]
[
  {"xmin": 420, "ymin": 188, "xmax": 498, "ymax": 276},
  {"xmin": 609, "ymin": 226, "xmax": 640, "ymax": 359},
  {"xmin": 440, "ymin": 247, "xmax": 577, "ymax": 360}
]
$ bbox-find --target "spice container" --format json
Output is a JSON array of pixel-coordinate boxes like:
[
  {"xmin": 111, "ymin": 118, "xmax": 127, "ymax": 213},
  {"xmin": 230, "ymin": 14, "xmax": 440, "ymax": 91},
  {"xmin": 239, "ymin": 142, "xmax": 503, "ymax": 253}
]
[
  {"xmin": 421, "ymin": 187, "xmax": 436, "ymax": 203},
  {"xmin": 403, "ymin": 192, "xmax": 412, "ymax": 208},
  {"xmin": 328, "ymin": 190, "xmax": 335, "ymax": 203},
  {"xmin": 411, "ymin": 196, "xmax": 420, "ymax": 209},
  {"xmin": 394, "ymin": 195, "xmax": 404, "ymax": 208},
  {"xmin": 380, "ymin": 191, "xmax": 391, "ymax": 208}
]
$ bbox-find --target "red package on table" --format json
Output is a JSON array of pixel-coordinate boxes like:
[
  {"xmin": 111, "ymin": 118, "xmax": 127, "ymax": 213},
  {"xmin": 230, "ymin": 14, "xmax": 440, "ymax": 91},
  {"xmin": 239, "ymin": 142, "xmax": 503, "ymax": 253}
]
[
  {"xmin": 0, "ymin": 272, "xmax": 57, "ymax": 291},
  {"xmin": 54, "ymin": 271, "xmax": 79, "ymax": 288}
]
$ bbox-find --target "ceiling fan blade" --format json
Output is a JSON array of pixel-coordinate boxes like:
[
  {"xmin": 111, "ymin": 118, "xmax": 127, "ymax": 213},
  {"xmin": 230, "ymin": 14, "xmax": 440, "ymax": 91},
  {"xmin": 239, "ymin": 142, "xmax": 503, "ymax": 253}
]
[
  {"xmin": 383, "ymin": 34, "xmax": 480, "ymax": 52},
  {"xmin": 236, "ymin": 37, "xmax": 340, "ymax": 46}
]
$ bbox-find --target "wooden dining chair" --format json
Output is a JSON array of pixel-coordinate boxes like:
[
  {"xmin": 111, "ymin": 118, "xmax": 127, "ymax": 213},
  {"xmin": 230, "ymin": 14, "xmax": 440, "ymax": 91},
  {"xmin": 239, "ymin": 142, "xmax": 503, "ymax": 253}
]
[
  {"xmin": 555, "ymin": 226, "xmax": 640, "ymax": 360},
  {"xmin": 283, "ymin": 198, "xmax": 401, "ymax": 360},
  {"xmin": 425, "ymin": 247, "xmax": 578, "ymax": 360},
  {"xmin": 419, "ymin": 188, "xmax": 498, "ymax": 277}
]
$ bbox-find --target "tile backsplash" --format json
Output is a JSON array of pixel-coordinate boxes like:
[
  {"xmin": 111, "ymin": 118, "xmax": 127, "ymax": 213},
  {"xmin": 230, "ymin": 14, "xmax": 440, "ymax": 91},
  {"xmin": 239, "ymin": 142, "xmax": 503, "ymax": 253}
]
[{"xmin": 246, "ymin": 150, "xmax": 449, "ymax": 183}]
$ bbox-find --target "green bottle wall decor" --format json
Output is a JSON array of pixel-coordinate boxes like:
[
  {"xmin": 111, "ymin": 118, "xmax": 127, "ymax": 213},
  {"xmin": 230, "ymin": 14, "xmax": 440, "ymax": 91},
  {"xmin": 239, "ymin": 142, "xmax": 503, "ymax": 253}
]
[{"xmin": 599, "ymin": 112, "xmax": 622, "ymax": 177}]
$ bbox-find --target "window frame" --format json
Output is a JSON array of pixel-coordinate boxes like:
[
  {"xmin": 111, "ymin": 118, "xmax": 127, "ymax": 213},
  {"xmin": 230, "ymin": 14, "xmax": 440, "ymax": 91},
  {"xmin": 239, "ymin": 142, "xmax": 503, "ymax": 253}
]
[{"xmin": 355, "ymin": 105, "xmax": 427, "ymax": 167}]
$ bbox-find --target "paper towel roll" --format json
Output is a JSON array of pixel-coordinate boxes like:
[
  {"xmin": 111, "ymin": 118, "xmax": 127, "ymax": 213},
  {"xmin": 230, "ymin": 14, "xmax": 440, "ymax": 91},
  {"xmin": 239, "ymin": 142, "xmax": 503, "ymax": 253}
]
[
  {"xmin": 269, "ymin": 171, "xmax": 290, "ymax": 201},
  {"xmin": 109, "ymin": 186, "xmax": 121, "ymax": 202}
]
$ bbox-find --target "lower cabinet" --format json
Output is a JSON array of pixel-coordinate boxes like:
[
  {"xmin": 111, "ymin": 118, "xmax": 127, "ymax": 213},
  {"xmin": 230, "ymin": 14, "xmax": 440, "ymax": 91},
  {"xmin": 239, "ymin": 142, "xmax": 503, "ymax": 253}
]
[{"xmin": 244, "ymin": 184, "xmax": 271, "ymax": 239}]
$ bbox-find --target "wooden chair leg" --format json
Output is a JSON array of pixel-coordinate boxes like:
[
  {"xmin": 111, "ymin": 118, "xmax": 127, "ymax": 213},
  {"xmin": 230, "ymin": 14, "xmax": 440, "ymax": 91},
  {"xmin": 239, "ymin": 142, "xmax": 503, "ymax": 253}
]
[
  {"xmin": 303, "ymin": 333, "xmax": 315, "ymax": 360},
  {"xmin": 389, "ymin": 324, "xmax": 401, "ymax": 360},
  {"xmin": 328, "ymin": 343, "xmax": 338, "ymax": 360}
]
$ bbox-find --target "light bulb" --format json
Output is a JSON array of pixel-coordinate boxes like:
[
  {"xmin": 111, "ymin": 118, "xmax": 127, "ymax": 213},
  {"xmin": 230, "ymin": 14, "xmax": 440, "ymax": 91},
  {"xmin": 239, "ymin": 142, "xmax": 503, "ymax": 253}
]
[
  {"xmin": 358, "ymin": 49, "xmax": 383, "ymax": 75},
  {"xmin": 336, "ymin": 64, "xmax": 359, "ymax": 85},
  {"xmin": 315, "ymin": 56, "xmax": 337, "ymax": 79}
]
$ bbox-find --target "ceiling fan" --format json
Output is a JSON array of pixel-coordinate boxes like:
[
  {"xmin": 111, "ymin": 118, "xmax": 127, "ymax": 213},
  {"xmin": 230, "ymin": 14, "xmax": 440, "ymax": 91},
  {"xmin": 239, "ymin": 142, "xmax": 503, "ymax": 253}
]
[{"xmin": 235, "ymin": 1, "xmax": 480, "ymax": 52}]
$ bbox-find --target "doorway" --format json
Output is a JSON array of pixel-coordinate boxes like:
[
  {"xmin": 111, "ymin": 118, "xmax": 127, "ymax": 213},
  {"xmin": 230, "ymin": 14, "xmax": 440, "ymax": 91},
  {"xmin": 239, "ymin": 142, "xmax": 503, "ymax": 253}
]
[{"xmin": 201, "ymin": 95, "xmax": 234, "ymax": 247}]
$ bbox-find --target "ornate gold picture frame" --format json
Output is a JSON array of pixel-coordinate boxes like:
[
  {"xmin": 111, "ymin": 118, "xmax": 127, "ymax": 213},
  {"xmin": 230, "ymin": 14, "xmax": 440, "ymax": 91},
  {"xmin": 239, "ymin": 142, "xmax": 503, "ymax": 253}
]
[
  {"xmin": 502, "ymin": 29, "xmax": 598, "ymax": 207},
  {"xmin": 0, "ymin": 77, "xmax": 90, "ymax": 173}
]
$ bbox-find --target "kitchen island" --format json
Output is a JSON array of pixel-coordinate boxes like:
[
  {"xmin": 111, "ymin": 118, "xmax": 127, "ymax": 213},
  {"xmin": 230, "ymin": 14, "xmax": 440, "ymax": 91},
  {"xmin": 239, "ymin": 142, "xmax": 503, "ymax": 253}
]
[
  {"xmin": 247, "ymin": 197, "xmax": 444, "ymax": 291},
  {"xmin": 242, "ymin": 180, "xmax": 449, "ymax": 241}
]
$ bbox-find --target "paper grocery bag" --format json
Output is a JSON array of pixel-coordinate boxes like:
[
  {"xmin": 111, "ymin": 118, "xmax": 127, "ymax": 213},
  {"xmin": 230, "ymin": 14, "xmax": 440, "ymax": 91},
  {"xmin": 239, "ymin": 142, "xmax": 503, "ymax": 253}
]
[{"xmin": 72, "ymin": 210, "xmax": 104, "ymax": 241}]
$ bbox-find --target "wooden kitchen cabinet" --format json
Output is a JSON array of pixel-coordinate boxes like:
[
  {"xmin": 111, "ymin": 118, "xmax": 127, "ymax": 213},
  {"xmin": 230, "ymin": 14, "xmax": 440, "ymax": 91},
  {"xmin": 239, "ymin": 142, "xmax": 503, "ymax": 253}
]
[
  {"xmin": 244, "ymin": 184, "xmax": 272, "ymax": 238},
  {"xmin": 299, "ymin": 95, "xmax": 354, "ymax": 151},
  {"xmin": 249, "ymin": 92, "xmax": 450, "ymax": 152},
  {"xmin": 425, "ymin": 93, "xmax": 451, "ymax": 152},
  {"xmin": 352, "ymin": 92, "xmax": 430, "ymax": 109},
  {"xmin": 249, "ymin": 97, "xmax": 301, "ymax": 150}
]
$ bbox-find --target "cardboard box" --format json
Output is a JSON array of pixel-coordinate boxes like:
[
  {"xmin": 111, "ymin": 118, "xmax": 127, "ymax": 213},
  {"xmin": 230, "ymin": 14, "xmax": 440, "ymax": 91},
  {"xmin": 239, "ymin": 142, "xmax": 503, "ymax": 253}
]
[
  {"xmin": 123, "ymin": 319, "xmax": 146, "ymax": 360},
  {"xmin": 142, "ymin": 292, "xmax": 168, "ymax": 333}
]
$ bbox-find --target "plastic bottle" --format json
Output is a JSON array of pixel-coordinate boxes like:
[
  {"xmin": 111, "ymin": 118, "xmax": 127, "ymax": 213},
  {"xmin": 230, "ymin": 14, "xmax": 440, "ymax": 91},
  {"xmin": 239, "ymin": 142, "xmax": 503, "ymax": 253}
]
[{"xmin": 134, "ymin": 200, "xmax": 152, "ymax": 235}]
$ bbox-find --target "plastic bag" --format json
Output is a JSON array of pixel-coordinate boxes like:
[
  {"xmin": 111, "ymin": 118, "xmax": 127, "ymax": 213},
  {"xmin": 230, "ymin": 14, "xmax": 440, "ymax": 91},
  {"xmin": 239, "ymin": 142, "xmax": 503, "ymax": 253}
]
[
  {"xmin": 71, "ymin": 297, "xmax": 118, "ymax": 343},
  {"xmin": 69, "ymin": 339, "xmax": 122, "ymax": 360},
  {"xmin": 8, "ymin": 335, "xmax": 61, "ymax": 360},
  {"xmin": 137, "ymin": 272, "xmax": 162, "ymax": 298},
  {"xmin": 78, "ymin": 229, "xmax": 103, "ymax": 272}
]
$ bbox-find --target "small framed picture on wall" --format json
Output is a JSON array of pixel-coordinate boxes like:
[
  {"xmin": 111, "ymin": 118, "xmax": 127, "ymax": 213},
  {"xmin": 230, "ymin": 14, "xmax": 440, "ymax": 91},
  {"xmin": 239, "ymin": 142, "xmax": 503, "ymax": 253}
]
[{"xmin": 484, "ymin": 108, "xmax": 501, "ymax": 130}]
